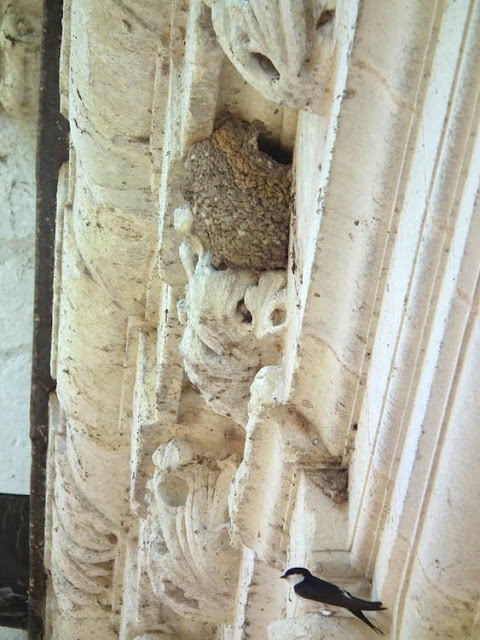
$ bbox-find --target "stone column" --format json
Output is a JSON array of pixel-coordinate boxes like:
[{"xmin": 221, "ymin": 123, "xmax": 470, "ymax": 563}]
[{"xmin": 399, "ymin": 230, "xmax": 480, "ymax": 638}]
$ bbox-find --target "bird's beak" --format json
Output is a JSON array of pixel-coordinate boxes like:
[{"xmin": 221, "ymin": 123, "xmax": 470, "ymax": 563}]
[{"xmin": 280, "ymin": 573, "xmax": 286, "ymax": 579}]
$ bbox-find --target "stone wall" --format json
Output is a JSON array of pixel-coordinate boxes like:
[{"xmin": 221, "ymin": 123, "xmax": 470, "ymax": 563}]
[
  {"xmin": 42, "ymin": 1, "xmax": 480, "ymax": 639},
  {"xmin": 0, "ymin": 631, "xmax": 27, "ymax": 640},
  {"xmin": 0, "ymin": 1, "xmax": 40, "ymax": 637},
  {"xmin": 0, "ymin": 111, "xmax": 36, "ymax": 495},
  {"xmin": 0, "ymin": 0, "xmax": 41, "ymax": 494}
]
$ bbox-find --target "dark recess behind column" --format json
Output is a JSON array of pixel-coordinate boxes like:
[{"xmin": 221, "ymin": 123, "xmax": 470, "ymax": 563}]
[
  {"xmin": 0, "ymin": 494, "xmax": 29, "ymax": 629},
  {"xmin": 29, "ymin": 0, "xmax": 69, "ymax": 637}
]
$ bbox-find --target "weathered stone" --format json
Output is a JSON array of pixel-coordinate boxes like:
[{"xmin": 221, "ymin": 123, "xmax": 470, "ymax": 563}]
[
  {"xmin": 0, "ymin": 0, "xmax": 42, "ymax": 116},
  {"xmin": 24, "ymin": 1, "xmax": 480, "ymax": 639}
]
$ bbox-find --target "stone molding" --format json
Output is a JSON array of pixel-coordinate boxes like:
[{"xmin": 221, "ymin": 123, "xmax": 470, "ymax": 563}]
[{"xmin": 43, "ymin": 0, "xmax": 480, "ymax": 639}]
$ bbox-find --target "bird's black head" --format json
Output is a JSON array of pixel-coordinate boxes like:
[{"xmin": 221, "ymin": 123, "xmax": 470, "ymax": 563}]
[{"xmin": 280, "ymin": 567, "xmax": 312, "ymax": 580}]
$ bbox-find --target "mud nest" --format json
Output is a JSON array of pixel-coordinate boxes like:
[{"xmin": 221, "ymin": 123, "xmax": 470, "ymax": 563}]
[{"xmin": 183, "ymin": 116, "xmax": 292, "ymax": 271}]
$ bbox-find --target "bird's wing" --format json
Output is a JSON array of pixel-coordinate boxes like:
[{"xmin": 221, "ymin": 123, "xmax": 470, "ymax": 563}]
[
  {"xmin": 350, "ymin": 608, "xmax": 385, "ymax": 635},
  {"xmin": 295, "ymin": 577, "xmax": 385, "ymax": 611},
  {"xmin": 294, "ymin": 577, "xmax": 350, "ymax": 607}
]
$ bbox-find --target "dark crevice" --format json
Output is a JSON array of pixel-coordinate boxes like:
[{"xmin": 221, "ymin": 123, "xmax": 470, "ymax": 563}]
[
  {"xmin": 316, "ymin": 9, "xmax": 335, "ymax": 28},
  {"xmin": 236, "ymin": 299, "xmax": 252, "ymax": 324},
  {"xmin": 257, "ymin": 134, "xmax": 293, "ymax": 165},
  {"xmin": 29, "ymin": 0, "xmax": 70, "ymax": 638},
  {"xmin": 270, "ymin": 307, "xmax": 286, "ymax": 326},
  {"xmin": 251, "ymin": 52, "xmax": 280, "ymax": 79}
]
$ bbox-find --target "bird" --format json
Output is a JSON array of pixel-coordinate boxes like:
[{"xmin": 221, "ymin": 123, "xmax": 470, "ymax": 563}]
[{"xmin": 281, "ymin": 567, "xmax": 386, "ymax": 635}]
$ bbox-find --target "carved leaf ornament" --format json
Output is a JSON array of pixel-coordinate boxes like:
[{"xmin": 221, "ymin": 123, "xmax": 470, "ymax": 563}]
[{"xmin": 206, "ymin": 0, "xmax": 337, "ymax": 109}]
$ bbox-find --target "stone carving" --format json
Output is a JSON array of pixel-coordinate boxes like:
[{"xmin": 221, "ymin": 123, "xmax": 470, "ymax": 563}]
[
  {"xmin": 176, "ymin": 245, "xmax": 287, "ymax": 426},
  {"xmin": 0, "ymin": 1, "xmax": 42, "ymax": 116},
  {"xmin": 145, "ymin": 438, "xmax": 241, "ymax": 624},
  {"xmin": 175, "ymin": 115, "xmax": 291, "ymax": 426},
  {"xmin": 47, "ymin": 433, "xmax": 118, "ymax": 638},
  {"xmin": 312, "ymin": 467, "xmax": 348, "ymax": 505},
  {"xmin": 183, "ymin": 116, "xmax": 292, "ymax": 271},
  {"xmin": 227, "ymin": 366, "xmax": 340, "ymax": 562},
  {"xmin": 205, "ymin": 0, "xmax": 337, "ymax": 109}
]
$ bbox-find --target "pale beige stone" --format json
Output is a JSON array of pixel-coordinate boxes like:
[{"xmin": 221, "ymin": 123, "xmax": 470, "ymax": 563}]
[
  {"xmin": 0, "ymin": 0, "xmax": 41, "ymax": 116},
  {"xmin": 41, "ymin": 0, "xmax": 480, "ymax": 639}
]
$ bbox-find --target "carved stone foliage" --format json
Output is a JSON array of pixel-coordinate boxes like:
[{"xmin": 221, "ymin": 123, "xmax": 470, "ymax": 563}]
[
  {"xmin": 0, "ymin": 0, "xmax": 42, "ymax": 116},
  {"xmin": 183, "ymin": 116, "xmax": 292, "ymax": 271},
  {"xmin": 176, "ymin": 246, "xmax": 287, "ymax": 426},
  {"xmin": 205, "ymin": 0, "xmax": 337, "ymax": 109},
  {"xmin": 174, "ymin": 115, "xmax": 291, "ymax": 426},
  {"xmin": 145, "ymin": 438, "xmax": 241, "ymax": 624},
  {"xmin": 47, "ymin": 433, "xmax": 118, "ymax": 639}
]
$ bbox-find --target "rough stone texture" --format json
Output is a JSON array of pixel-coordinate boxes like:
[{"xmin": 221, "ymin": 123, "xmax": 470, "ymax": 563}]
[
  {"xmin": 0, "ymin": 631, "xmax": 27, "ymax": 640},
  {"xmin": 269, "ymin": 612, "xmax": 383, "ymax": 639},
  {"xmin": 0, "ymin": 0, "xmax": 42, "ymax": 116},
  {"xmin": 44, "ymin": 0, "xmax": 165, "ymax": 637},
  {"xmin": 312, "ymin": 468, "xmax": 348, "ymax": 505},
  {"xmin": 145, "ymin": 438, "xmax": 240, "ymax": 623},
  {"xmin": 183, "ymin": 116, "xmax": 292, "ymax": 270},
  {"xmin": 45, "ymin": 432, "xmax": 117, "ymax": 636},
  {"xmin": 0, "ymin": 0, "xmax": 41, "ymax": 495},
  {"xmin": 206, "ymin": 0, "xmax": 343, "ymax": 112},
  {"xmin": 0, "ymin": 114, "xmax": 35, "ymax": 494},
  {"xmin": 177, "ymin": 245, "xmax": 287, "ymax": 425},
  {"xmin": 39, "ymin": 1, "xmax": 480, "ymax": 639}
]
